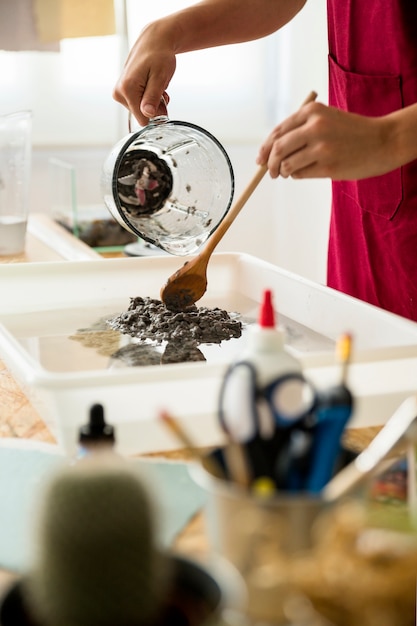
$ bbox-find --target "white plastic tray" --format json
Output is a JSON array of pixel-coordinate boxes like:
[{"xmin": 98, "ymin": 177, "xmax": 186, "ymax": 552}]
[{"xmin": 1, "ymin": 252, "xmax": 417, "ymax": 456}]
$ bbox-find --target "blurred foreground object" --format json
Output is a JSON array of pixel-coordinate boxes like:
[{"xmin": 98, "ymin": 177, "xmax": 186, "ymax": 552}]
[
  {"xmin": 290, "ymin": 500, "xmax": 417, "ymax": 626},
  {"xmin": 25, "ymin": 453, "xmax": 168, "ymax": 626},
  {"xmin": 192, "ymin": 448, "xmax": 417, "ymax": 626},
  {"xmin": 0, "ymin": 453, "xmax": 237, "ymax": 626}
]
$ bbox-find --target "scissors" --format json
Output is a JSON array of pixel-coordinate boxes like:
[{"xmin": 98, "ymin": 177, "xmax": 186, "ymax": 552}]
[{"xmin": 218, "ymin": 360, "xmax": 318, "ymax": 487}]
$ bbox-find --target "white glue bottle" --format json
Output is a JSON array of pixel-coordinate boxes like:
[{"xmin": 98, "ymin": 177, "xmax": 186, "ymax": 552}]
[
  {"xmin": 242, "ymin": 288, "xmax": 302, "ymax": 386},
  {"xmin": 220, "ymin": 288, "xmax": 303, "ymax": 444}
]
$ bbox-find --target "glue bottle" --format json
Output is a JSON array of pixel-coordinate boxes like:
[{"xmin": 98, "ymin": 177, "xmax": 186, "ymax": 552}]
[
  {"xmin": 219, "ymin": 289, "xmax": 304, "ymax": 487},
  {"xmin": 220, "ymin": 288, "xmax": 303, "ymax": 447},
  {"xmin": 241, "ymin": 288, "xmax": 302, "ymax": 385},
  {"xmin": 77, "ymin": 403, "xmax": 116, "ymax": 459}
]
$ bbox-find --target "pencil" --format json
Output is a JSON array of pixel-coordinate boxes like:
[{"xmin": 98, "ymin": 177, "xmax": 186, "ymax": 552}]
[
  {"xmin": 159, "ymin": 409, "xmax": 224, "ymax": 478},
  {"xmin": 336, "ymin": 332, "xmax": 353, "ymax": 385}
]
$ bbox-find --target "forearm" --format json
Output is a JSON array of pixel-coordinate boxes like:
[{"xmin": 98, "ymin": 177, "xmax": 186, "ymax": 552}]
[
  {"xmin": 143, "ymin": 0, "xmax": 307, "ymax": 54},
  {"xmin": 115, "ymin": 0, "xmax": 307, "ymax": 124},
  {"xmin": 384, "ymin": 102, "xmax": 417, "ymax": 170}
]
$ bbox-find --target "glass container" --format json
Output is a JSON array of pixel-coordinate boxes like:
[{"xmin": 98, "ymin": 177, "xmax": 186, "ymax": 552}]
[{"xmin": 101, "ymin": 116, "xmax": 234, "ymax": 256}]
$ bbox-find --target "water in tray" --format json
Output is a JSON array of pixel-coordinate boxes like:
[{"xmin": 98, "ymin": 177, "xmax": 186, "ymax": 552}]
[{"xmin": 2, "ymin": 296, "xmax": 334, "ymax": 373}]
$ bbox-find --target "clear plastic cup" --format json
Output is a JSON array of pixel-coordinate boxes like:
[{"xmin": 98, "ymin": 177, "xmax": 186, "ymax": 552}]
[{"xmin": 0, "ymin": 110, "xmax": 32, "ymax": 256}]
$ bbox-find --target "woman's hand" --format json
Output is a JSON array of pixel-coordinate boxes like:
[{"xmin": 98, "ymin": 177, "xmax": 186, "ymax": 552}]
[
  {"xmin": 113, "ymin": 22, "xmax": 176, "ymax": 127},
  {"xmin": 257, "ymin": 100, "xmax": 400, "ymax": 181}
]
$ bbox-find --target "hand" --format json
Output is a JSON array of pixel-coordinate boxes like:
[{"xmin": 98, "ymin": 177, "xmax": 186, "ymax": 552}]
[
  {"xmin": 113, "ymin": 23, "xmax": 176, "ymax": 127},
  {"xmin": 257, "ymin": 100, "xmax": 399, "ymax": 181}
]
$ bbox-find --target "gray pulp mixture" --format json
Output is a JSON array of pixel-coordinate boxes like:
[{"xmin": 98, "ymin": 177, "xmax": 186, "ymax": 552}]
[{"xmin": 106, "ymin": 296, "xmax": 242, "ymax": 365}]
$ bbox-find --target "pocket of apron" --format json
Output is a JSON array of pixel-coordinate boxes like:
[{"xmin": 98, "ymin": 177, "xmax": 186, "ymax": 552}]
[{"xmin": 328, "ymin": 54, "xmax": 403, "ymax": 220}]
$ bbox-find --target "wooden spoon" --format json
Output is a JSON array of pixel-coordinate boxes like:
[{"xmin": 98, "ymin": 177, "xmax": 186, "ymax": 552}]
[{"xmin": 160, "ymin": 90, "xmax": 318, "ymax": 311}]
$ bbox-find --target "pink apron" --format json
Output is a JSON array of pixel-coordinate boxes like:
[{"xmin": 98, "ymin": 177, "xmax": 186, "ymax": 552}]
[{"xmin": 326, "ymin": 1, "xmax": 417, "ymax": 320}]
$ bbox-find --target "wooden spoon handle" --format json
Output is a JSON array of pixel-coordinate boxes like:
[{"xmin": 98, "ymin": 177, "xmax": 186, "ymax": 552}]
[
  {"xmin": 203, "ymin": 163, "xmax": 268, "ymax": 257},
  {"xmin": 203, "ymin": 90, "xmax": 318, "ymax": 258}
]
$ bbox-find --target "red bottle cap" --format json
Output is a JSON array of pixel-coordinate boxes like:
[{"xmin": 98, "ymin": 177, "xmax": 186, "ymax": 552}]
[{"xmin": 258, "ymin": 289, "xmax": 276, "ymax": 328}]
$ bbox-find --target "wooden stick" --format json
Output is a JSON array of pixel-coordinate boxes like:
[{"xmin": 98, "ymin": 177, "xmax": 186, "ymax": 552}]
[{"xmin": 159, "ymin": 410, "xmax": 224, "ymax": 478}]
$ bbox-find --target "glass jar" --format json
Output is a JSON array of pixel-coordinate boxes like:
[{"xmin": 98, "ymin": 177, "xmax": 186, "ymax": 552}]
[{"xmin": 101, "ymin": 116, "xmax": 234, "ymax": 256}]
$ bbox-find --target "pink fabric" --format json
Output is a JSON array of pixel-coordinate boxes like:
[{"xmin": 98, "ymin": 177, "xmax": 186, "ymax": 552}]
[{"xmin": 326, "ymin": 0, "xmax": 417, "ymax": 320}]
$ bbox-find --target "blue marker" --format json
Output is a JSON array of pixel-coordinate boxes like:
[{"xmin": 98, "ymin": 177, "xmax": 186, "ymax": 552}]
[{"xmin": 305, "ymin": 333, "xmax": 354, "ymax": 493}]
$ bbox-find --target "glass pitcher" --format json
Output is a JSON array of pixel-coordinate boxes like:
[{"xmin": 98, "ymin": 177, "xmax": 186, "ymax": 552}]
[{"xmin": 101, "ymin": 115, "xmax": 234, "ymax": 256}]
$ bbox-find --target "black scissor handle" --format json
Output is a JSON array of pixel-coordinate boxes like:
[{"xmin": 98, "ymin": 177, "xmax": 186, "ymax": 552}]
[{"xmin": 263, "ymin": 371, "xmax": 318, "ymax": 426}]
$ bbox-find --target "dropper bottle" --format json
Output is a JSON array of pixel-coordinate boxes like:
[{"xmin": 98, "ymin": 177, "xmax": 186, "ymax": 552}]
[
  {"xmin": 77, "ymin": 403, "xmax": 116, "ymax": 459},
  {"xmin": 241, "ymin": 288, "xmax": 302, "ymax": 385}
]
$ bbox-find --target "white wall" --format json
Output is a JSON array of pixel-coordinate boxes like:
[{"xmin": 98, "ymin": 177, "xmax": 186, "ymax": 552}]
[
  {"xmin": 273, "ymin": 0, "xmax": 331, "ymax": 284},
  {"xmin": 187, "ymin": 0, "xmax": 331, "ymax": 284}
]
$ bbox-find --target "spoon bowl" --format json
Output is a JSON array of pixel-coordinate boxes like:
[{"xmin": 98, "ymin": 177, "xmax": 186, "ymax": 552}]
[{"xmin": 159, "ymin": 259, "xmax": 209, "ymax": 311}]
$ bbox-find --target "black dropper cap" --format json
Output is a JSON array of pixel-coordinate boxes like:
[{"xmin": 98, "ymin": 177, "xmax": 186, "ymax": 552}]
[{"xmin": 78, "ymin": 404, "xmax": 115, "ymax": 446}]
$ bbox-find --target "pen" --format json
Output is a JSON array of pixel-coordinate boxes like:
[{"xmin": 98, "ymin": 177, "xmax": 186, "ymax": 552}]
[{"xmin": 305, "ymin": 333, "xmax": 354, "ymax": 493}]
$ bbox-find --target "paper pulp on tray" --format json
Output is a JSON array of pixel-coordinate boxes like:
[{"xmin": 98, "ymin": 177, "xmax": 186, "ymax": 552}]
[{"xmin": 1, "ymin": 252, "xmax": 417, "ymax": 457}]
